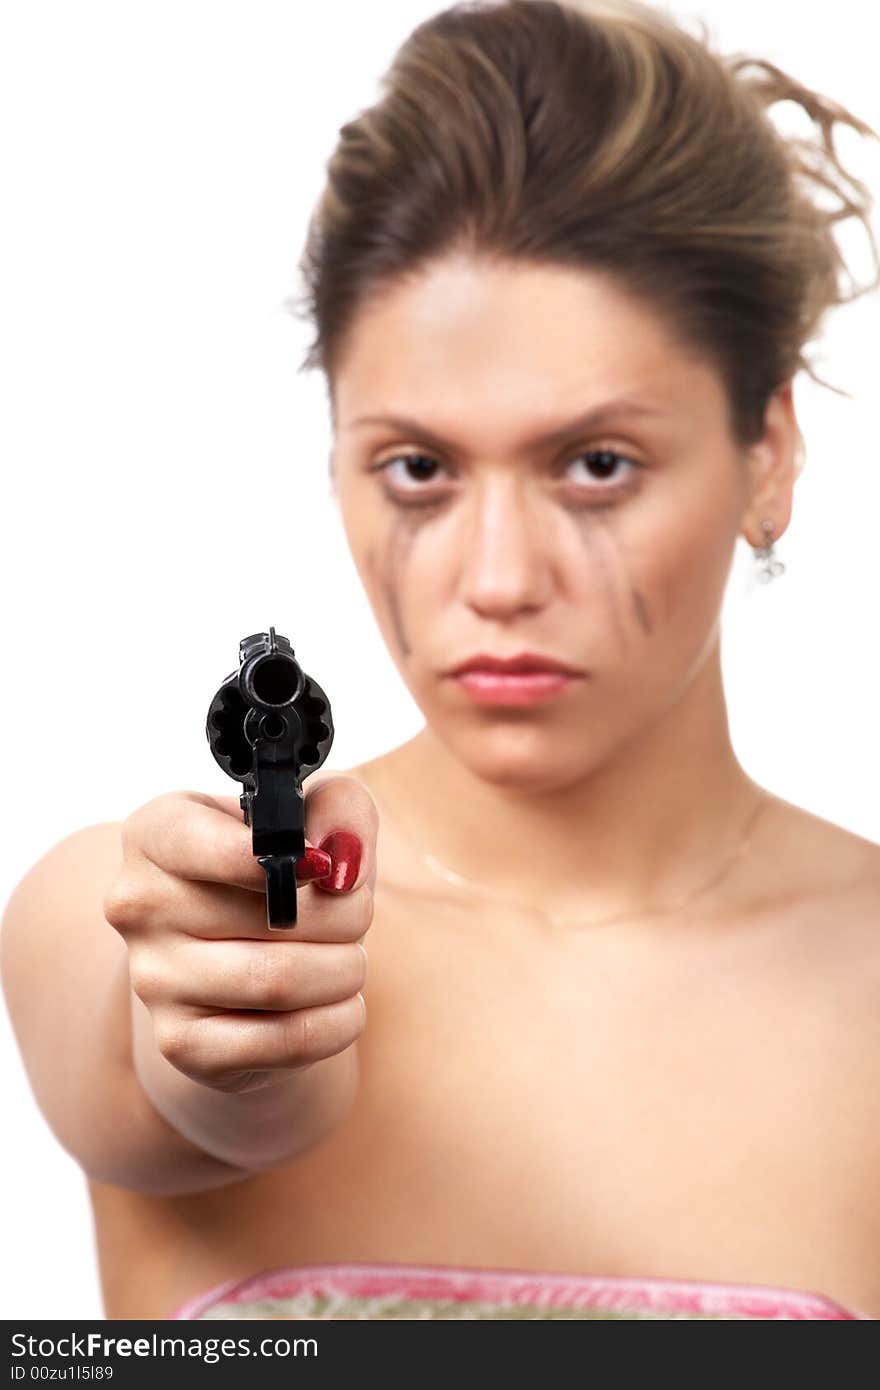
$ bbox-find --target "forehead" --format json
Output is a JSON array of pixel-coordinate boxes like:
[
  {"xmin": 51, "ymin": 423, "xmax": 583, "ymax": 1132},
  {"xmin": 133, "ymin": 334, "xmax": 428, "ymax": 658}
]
[{"xmin": 332, "ymin": 251, "xmax": 726, "ymax": 436}]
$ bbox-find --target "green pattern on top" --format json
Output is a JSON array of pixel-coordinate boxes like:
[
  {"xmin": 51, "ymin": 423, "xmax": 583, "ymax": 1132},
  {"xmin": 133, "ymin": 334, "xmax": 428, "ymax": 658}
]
[{"xmin": 199, "ymin": 1291, "xmax": 733, "ymax": 1320}]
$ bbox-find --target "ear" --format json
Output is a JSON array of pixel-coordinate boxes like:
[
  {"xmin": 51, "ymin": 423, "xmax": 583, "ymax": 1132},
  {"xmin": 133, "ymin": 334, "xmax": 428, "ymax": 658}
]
[{"xmin": 739, "ymin": 380, "xmax": 803, "ymax": 548}]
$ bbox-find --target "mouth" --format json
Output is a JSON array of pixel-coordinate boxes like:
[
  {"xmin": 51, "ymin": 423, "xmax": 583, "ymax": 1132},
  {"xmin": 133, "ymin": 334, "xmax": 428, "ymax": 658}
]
[{"xmin": 444, "ymin": 652, "xmax": 588, "ymax": 706}]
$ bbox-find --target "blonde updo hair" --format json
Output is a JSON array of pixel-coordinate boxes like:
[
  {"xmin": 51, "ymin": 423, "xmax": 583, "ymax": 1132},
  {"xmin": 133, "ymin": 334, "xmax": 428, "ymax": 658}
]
[{"xmin": 292, "ymin": 0, "xmax": 878, "ymax": 449}]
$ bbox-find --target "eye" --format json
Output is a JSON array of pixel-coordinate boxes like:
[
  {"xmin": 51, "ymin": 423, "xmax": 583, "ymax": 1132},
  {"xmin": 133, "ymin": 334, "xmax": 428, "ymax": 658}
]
[
  {"xmin": 372, "ymin": 452, "xmax": 451, "ymax": 497},
  {"xmin": 562, "ymin": 448, "xmax": 641, "ymax": 492},
  {"xmin": 369, "ymin": 445, "xmax": 643, "ymax": 505}
]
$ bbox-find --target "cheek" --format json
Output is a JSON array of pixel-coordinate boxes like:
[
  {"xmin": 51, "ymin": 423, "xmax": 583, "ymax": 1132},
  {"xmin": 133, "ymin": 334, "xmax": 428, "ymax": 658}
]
[
  {"xmin": 339, "ymin": 477, "xmax": 429, "ymax": 661},
  {"xmin": 361, "ymin": 510, "xmax": 426, "ymax": 659},
  {"xmin": 561, "ymin": 495, "xmax": 736, "ymax": 663},
  {"xmin": 561, "ymin": 511, "xmax": 655, "ymax": 658}
]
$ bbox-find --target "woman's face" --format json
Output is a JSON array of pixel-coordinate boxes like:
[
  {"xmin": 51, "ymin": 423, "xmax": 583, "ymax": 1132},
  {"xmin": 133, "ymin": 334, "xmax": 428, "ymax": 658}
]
[{"xmin": 330, "ymin": 252, "xmax": 778, "ymax": 791}]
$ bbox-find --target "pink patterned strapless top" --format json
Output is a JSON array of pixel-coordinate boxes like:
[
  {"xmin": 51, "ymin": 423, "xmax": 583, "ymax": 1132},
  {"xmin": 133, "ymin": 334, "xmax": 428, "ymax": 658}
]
[{"xmin": 169, "ymin": 1261, "xmax": 872, "ymax": 1321}]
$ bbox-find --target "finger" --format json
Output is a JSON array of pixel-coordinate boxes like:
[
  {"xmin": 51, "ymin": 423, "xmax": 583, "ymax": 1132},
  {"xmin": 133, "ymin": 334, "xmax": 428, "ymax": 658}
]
[
  {"xmin": 130, "ymin": 937, "xmax": 367, "ymax": 1013},
  {"xmin": 142, "ymin": 870, "xmax": 373, "ymax": 945},
  {"xmin": 302, "ymin": 773, "xmax": 379, "ymax": 895},
  {"xmin": 170, "ymin": 790, "xmax": 242, "ymax": 818},
  {"xmin": 277, "ymin": 872, "xmax": 374, "ymax": 943},
  {"xmin": 197, "ymin": 775, "xmax": 337, "ymax": 821},
  {"xmin": 133, "ymin": 793, "xmax": 331, "ymax": 892},
  {"xmin": 158, "ymin": 994, "xmax": 367, "ymax": 1079}
]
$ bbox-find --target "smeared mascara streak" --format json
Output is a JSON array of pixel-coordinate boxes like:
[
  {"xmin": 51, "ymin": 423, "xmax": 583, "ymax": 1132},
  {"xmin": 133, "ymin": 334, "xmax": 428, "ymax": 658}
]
[
  {"xmin": 382, "ymin": 513, "xmax": 422, "ymax": 658},
  {"xmin": 575, "ymin": 512, "xmax": 629, "ymax": 658},
  {"xmin": 630, "ymin": 584, "xmax": 653, "ymax": 636},
  {"xmin": 363, "ymin": 542, "xmax": 407, "ymax": 656},
  {"xmin": 572, "ymin": 511, "xmax": 654, "ymax": 645},
  {"xmin": 594, "ymin": 514, "xmax": 656, "ymax": 640}
]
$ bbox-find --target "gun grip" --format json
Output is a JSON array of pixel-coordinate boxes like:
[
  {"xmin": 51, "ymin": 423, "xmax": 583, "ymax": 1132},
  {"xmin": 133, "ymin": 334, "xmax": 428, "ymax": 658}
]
[{"xmin": 257, "ymin": 852, "xmax": 301, "ymax": 928}]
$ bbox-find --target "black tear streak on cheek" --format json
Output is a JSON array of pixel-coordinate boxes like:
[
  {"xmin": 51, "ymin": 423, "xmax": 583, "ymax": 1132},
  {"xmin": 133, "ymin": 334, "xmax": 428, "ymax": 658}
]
[
  {"xmin": 384, "ymin": 514, "xmax": 421, "ymax": 658},
  {"xmin": 577, "ymin": 512, "xmax": 629, "ymax": 658},
  {"xmin": 362, "ymin": 541, "xmax": 408, "ymax": 656},
  {"xmin": 631, "ymin": 585, "xmax": 653, "ymax": 636},
  {"xmin": 585, "ymin": 513, "xmax": 653, "ymax": 639}
]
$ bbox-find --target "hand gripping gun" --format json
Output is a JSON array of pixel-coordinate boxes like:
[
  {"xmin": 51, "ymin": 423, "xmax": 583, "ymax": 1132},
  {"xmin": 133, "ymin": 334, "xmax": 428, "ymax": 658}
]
[{"xmin": 206, "ymin": 628, "xmax": 334, "ymax": 928}]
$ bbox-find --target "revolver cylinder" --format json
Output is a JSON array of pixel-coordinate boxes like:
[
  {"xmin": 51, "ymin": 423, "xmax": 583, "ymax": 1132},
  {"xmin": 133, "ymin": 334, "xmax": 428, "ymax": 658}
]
[{"xmin": 206, "ymin": 628, "xmax": 334, "ymax": 927}]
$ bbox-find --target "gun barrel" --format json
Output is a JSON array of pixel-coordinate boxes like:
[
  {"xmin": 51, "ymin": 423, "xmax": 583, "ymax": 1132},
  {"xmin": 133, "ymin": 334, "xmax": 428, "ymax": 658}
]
[{"xmin": 241, "ymin": 650, "xmax": 306, "ymax": 710}]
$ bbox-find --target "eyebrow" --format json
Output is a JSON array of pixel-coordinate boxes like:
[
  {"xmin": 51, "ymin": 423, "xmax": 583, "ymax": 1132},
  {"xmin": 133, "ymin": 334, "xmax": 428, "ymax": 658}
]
[{"xmin": 347, "ymin": 397, "xmax": 675, "ymax": 454}]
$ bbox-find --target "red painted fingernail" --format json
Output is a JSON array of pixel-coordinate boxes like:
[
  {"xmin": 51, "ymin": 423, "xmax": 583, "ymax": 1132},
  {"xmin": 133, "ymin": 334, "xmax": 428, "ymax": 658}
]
[
  {"xmin": 297, "ymin": 846, "xmax": 333, "ymax": 882},
  {"xmin": 317, "ymin": 830, "xmax": 363, "ymax": 891}
]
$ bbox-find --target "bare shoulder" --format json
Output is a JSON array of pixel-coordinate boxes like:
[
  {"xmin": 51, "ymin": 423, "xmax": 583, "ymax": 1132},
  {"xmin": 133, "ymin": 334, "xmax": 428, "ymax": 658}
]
[
  {"xmin": 1, "ymin": 821, "xmax": 126, "ymax": 1031},
  {"xmin": 758, "ymin": 792, "xmax": 880, "ymax": 974},
  {"xmin": 2, "ymin": 820, "xmax": 123, "ymax": 947},
  {"xmin": 764, "ymin": 791, "xmax": 880, "ymax": 895}
]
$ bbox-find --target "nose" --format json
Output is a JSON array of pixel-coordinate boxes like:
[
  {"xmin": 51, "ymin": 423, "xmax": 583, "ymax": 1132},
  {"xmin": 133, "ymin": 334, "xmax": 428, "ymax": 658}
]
[{"xmin": 458, "ymin": 471, "xmax": 554, "ymax": 619}]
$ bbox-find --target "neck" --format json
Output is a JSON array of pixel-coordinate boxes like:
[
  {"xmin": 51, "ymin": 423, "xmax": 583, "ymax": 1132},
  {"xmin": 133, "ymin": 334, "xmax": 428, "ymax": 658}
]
[{"xmin": 376, "ymin": 640, "xmax": 766, "ymax": 923}]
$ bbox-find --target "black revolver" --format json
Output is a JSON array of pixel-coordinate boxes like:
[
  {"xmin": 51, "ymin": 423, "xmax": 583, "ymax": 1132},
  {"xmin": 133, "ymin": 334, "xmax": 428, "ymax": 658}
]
[{"xmin": 206, "ymin": 628, "xmax": 334, "ymax": 928}]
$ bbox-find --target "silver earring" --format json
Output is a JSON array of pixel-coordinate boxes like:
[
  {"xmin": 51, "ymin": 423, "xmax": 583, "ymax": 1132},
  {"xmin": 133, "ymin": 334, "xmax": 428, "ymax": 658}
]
[{"xmin": 753, "ymin": 518, "xmax": 786, "ymax": 583}]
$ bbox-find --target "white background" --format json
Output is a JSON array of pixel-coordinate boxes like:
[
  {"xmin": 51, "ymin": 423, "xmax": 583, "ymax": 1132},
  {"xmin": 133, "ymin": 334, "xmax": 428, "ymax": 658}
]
[{"xmin": 1, "ymin": 0, "xmax": 877, "ymax": 1319}]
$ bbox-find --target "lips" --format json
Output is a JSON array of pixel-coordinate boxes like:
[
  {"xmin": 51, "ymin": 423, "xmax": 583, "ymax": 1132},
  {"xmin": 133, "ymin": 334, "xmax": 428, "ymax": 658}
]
[
  {"xmin": 445, "ymin": 652, "xmax": 587, "ymax": 707},
  {"xmin": 447, "ymin": 652, "xmax": 585, "ymax": 677}
]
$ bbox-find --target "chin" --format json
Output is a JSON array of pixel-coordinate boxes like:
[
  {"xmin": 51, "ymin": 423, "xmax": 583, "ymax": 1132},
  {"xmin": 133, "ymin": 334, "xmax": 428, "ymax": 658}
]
[{"xmin": 438, "ymin": 718, "xmax": 603, "ymax": 793}]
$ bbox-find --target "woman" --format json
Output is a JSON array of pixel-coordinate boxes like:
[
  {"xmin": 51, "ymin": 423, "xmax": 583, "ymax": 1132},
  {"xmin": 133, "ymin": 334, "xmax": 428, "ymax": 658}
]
[{"xmin": 3, "ymin": 0, "xmax": 879, "ymax": 1321}]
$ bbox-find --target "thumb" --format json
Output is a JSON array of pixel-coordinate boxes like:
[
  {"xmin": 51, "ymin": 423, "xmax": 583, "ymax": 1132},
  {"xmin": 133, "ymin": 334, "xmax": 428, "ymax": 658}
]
[{"xmin": 302, "ymin": 772, "xmax": 378, "ymax": 894}]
